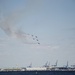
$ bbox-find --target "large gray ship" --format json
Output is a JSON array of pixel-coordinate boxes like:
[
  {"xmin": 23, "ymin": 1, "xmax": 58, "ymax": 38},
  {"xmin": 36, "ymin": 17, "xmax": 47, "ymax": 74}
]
[{"xmin": 0, "ymin": 64, "xmax": 75, "ymax": 75}]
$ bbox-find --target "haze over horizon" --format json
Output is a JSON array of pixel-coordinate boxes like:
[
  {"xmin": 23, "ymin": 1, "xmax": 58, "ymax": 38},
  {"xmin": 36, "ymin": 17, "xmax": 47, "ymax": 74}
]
[{"xmin": 0, "ymin": 0, "xmax": 75, "ymax": 68}]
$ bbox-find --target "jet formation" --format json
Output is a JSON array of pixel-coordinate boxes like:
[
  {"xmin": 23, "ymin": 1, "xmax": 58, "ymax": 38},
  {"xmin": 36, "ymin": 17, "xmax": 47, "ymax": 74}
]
[{"xmin": 0, "ymin": 23, "xmax": 40, "ymax": 45}]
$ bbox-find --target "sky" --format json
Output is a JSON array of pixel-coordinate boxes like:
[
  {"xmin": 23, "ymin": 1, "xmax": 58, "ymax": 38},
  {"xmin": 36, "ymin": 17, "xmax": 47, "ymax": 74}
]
[{"xmin": 0, "ymin": 0, "xmax": 75, "ymax": 68}]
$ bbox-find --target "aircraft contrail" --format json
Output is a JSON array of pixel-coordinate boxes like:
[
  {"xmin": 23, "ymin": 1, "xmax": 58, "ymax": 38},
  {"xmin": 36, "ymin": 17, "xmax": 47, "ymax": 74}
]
[
  {"xmin": 0, "ymin": 0, "xmax": 43, "ymax": 44},
  {"xmin": 0, "ymin": 15, "xmax": 40, "ymax": 44}
]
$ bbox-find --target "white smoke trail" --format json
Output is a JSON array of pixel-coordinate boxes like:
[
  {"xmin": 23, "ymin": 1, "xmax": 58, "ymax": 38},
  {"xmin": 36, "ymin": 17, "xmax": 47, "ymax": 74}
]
[
  {"xmin": 0, "ymin": 15, "xmax": 40, "ymax": 44},
  {"xmin": 0, "ymin": 0, "xmax": 43, "ymax": 44},
  {"xmin": 0, "ymin": 19, "xmax": 40, "ymax": 44}
]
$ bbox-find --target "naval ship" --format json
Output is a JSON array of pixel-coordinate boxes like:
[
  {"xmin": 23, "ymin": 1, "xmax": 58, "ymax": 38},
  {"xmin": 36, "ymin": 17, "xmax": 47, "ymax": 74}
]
[{"xmin": 0, "ymin": 62, "xmax": 75, "ymax": 75}]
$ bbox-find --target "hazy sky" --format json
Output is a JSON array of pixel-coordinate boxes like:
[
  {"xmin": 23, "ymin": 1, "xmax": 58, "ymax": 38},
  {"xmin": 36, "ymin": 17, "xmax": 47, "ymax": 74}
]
[{"xmin": 0, "ymin": 0, "xmax": 75, "ymax": 68}]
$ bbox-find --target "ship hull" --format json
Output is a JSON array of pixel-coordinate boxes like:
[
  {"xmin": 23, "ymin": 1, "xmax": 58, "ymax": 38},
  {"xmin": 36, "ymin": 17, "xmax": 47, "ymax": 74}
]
[{"xmin": 0, "ymin": 71, "xmax": 75, "ymax": 75}]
